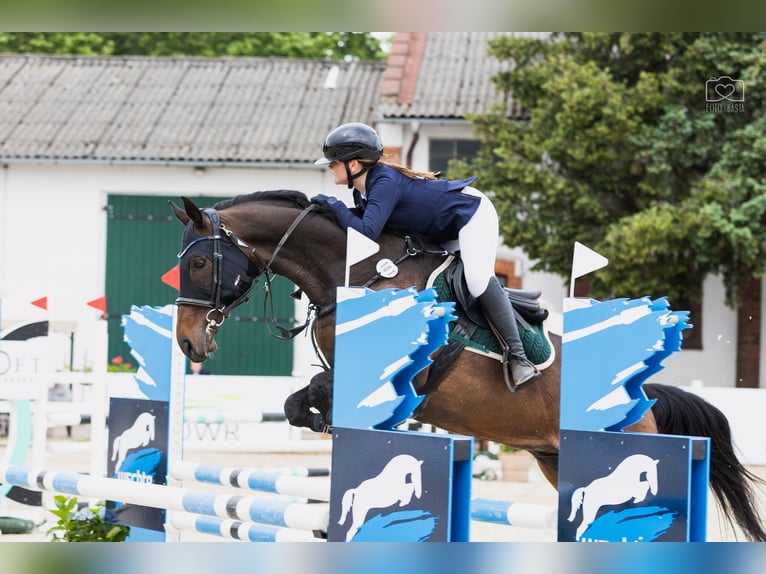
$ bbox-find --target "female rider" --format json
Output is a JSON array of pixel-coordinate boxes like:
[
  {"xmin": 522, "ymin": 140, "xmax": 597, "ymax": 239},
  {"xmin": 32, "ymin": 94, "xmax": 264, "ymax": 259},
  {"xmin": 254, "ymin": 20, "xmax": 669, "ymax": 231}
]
[{"xmin": 312, "ymin": 122, "xmax": 538, "ymax": 389}]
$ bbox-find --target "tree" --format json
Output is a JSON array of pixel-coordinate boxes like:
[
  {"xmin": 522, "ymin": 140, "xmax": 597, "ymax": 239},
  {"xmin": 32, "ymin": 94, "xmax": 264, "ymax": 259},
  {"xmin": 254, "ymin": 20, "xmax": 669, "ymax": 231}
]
[
  {"xmin": 0, "ymin": 32, "xmax": 387, "ymax": 60},
  {"xmin": 457, "ymin": 33, "xmax": 766, "ymax": 387}
]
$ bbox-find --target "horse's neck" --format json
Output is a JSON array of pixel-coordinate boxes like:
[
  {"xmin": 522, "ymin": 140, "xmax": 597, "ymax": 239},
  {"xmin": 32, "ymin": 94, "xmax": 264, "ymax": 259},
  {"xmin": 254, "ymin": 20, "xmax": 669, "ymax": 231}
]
[
  {"xmin": 234, "ymin": 203, "xmax": 433, "ymax": 305},
  {"xmin": 236, "ymin": 205, "xmax": 347, "ymax": 305}
]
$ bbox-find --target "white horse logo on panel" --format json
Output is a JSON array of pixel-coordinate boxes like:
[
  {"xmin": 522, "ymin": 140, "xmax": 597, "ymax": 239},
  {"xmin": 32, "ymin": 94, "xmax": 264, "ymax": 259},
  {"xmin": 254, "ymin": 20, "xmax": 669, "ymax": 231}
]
[
  {"xmin": 338, "ymin": 454, "xmax": 424, "ymax": 541},
  {"xmin": 111, "ymin": 412, "xmax": 156, "ymax": 471},
  {"xmin": 567, "ymin": 453, "xmax": 659, "ymax": 540}
]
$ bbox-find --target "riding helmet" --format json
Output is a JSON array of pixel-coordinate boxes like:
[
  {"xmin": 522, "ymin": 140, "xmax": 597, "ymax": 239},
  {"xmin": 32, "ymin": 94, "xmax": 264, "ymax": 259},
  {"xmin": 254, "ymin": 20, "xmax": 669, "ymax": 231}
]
[{"xmin": 314, "ymin": 122, "xmax": 383, "ymax": 165}]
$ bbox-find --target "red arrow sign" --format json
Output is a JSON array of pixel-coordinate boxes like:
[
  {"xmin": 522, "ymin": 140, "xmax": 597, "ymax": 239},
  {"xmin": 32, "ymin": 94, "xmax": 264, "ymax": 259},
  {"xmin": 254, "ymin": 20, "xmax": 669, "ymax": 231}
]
[
  {"xmin": 86, "ymin": 296, "xmax": 107, "ymax": 315},
  {"xmin": 161, "ymin": 265, "xmax": 180, "ymax": 291},
  {"xmin": 30, "ymin": 296, "xmax": 48, "ymax": 310}
]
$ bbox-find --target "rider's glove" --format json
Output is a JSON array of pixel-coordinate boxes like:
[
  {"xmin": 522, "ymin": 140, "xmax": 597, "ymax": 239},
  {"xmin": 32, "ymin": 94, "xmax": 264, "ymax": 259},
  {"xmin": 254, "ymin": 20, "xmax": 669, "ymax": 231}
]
[{"xmin": 310, "ymin": 194, "xmax": 338, "ymax": 206}]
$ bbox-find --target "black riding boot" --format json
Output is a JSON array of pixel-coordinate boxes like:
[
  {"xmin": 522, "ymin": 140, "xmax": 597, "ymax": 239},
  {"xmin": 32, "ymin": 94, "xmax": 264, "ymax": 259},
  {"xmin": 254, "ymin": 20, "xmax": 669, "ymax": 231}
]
[{"xmin": 477, "ymin": 277, "xmax": 540, "ymax": 391}]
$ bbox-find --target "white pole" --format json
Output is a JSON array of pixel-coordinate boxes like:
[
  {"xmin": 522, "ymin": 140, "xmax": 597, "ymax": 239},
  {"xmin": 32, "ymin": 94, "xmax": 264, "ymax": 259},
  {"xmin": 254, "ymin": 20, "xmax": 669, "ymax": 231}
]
[{"xmin": 0, "ymin": 465, "xmax": 330, "ymax": 532}]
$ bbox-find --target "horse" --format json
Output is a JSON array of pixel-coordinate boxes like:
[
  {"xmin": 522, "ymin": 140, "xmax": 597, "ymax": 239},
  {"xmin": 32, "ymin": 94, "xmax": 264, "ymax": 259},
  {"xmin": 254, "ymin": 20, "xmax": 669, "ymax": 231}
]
[
  {"xmin": 169, "ymin": 190, "xmax": 766, "ymax": 542},
  {"xmin": 338, "ymin": 454, "xmax": 424, "ymax": 541},
  {"xmin": 567, "ymin": 454, "xmax": 659, "ymax": 540}
]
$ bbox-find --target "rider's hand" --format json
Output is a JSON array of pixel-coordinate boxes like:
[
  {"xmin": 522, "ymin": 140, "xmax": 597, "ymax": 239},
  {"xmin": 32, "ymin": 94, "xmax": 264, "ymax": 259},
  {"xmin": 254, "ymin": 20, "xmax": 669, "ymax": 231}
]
[{"xmin": 310, "ymin": 194, "xmax": 338, "ymax": 206}]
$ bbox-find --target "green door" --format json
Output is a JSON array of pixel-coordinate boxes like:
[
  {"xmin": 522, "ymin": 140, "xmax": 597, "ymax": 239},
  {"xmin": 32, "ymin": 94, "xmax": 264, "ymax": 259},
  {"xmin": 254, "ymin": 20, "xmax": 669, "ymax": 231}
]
[{"xmin": 105, "ymin": 194, "xmax": 294, "ymax": 375}]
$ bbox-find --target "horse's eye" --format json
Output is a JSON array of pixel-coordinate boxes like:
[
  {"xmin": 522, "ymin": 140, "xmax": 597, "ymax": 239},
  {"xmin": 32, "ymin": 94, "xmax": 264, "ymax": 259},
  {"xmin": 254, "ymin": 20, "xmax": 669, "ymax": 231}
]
[{"xmin": 192, "ymin": 257, "xmax": 206, "ymax": 269}]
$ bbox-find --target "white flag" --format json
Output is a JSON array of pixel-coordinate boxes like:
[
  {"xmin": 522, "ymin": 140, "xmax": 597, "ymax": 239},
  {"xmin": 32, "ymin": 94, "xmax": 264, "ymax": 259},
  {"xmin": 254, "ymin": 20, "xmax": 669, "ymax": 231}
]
[
  {"xmin": 345, "ymin": 227, "xmax": 380, "ymax": 286},
  {"xmin": 570, "ymin": 242, "xmax": 608, "ymax": 297},
  {"xmin": 572, "ymin": 241, "xmax": 608, "ymax": 279}
]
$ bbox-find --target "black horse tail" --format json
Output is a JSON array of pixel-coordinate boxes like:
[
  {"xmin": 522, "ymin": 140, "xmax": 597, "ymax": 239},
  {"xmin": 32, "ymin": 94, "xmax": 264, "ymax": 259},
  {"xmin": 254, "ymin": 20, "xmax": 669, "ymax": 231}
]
[{"xmin": 645, "ymin": 382, "xmax": 766, "ymax": 542}]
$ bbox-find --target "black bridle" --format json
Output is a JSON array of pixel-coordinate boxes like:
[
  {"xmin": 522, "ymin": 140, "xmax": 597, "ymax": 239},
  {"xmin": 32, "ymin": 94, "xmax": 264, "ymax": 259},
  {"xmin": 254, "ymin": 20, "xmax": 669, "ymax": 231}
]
[{"xmin": 176, "ymin": 205, "xmax": 317, "ymax": 340}]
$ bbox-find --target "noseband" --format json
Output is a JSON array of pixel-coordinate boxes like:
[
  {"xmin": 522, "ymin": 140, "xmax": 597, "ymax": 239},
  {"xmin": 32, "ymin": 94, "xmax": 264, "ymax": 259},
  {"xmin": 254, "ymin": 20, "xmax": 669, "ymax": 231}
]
[{"xmin": 176, "ymin": 205, "xmax": 316, "ymax": 337}]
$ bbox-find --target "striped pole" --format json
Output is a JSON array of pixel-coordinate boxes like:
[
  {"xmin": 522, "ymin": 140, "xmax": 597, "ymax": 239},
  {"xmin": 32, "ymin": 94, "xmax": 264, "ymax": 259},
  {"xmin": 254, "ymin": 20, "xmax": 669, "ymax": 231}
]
[
  {"xmin": 166, "ymin": 511, "xmax": 323, "ymax": 542},
  {"xmin": 171, "ymin": 461, "xmax": 330, "ymax": 501},
  {"xmin": 470, "ymin": 498, "xmax": 557, "ymax": 530},
  {"xmin": 1, "ymin": 465, "xmax": 329, "ymax": 532}
]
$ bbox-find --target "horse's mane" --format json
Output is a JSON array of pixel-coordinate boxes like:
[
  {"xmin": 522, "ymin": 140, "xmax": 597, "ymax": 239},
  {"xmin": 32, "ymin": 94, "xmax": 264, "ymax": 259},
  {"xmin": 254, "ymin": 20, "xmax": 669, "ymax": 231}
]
[
  {"xmin": 212, "ymin": 189, "xmax": 438, "ymax": 248},
  {"xmin": 214, "ymin": 190, "xmax": 311, "ymax": 211},
  {"xmin": 213, "ymin": 189, "xmax": 350, "ymax": 226}
]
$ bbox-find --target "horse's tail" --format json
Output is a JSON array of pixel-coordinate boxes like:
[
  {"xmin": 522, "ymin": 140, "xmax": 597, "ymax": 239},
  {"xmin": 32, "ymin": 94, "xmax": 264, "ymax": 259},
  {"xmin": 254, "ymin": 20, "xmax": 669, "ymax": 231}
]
[
  {"xmin": 645, "ymin": 382, "xmax": 766, "ymax": 541},
  {"xmin": 567, "ymin": 487, "xmax": 585, "ymax": 522},
  {"xmin": 338, "ymin": 488, "xmax": 355, "ymax": 526}
]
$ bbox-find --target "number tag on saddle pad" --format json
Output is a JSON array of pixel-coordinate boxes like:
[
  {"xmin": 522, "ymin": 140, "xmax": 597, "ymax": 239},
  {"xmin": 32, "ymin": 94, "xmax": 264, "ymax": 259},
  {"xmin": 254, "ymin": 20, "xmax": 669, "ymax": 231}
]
[{"xmin": 376, "ymin": 258, "xmax": 398, "ymax": 278}]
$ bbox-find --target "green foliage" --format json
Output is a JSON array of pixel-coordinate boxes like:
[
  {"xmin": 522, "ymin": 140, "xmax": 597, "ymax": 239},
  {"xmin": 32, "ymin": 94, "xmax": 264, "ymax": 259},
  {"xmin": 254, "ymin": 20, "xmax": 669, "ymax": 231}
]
[
  {"xmin": 455, "ymin": 32, "xmax": 766, "ymax": 307},
  {"xmin": 47, "ymin": 495, "xmax": 130, "ymax": 542},
  {"xmin": 0, "ymin": 32, "xmax": 387, "ymax": 60}
]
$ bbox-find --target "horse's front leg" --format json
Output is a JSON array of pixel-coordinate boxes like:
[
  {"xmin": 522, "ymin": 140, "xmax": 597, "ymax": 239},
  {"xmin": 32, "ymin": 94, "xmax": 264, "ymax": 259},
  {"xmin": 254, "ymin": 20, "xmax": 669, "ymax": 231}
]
[{"xmin": 283, "ymin": 385, "xmax": 328, "ymax": 433}]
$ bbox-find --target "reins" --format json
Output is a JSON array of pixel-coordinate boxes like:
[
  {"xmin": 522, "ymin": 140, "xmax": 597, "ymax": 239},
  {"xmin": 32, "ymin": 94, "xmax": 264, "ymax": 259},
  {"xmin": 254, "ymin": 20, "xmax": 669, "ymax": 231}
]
[
  {"xmin": 177, "ymin": 202, "xmax": 454, "ymax": 371},
  {"xmin": 222, "ymin": 204, "xmax": 319, "ymax": 341},
  {"xmin": 177, "ymin": 204, "xmax": 318, "ymax": 341}
]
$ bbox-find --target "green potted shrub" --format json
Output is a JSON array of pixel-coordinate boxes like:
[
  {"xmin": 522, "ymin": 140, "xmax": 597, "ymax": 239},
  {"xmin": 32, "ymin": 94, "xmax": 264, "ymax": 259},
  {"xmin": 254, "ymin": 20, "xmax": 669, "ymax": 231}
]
[{"xmin": 47, "ymin": 495, "xmax": 130, "ymax": 542}]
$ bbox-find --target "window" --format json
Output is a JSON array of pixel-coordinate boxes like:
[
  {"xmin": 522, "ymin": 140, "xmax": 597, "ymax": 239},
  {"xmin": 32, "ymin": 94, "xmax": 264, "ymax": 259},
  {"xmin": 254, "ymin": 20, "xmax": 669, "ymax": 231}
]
[{"xmin": 429, "ymin": 139, "xmax": 481, "ymax": 175}]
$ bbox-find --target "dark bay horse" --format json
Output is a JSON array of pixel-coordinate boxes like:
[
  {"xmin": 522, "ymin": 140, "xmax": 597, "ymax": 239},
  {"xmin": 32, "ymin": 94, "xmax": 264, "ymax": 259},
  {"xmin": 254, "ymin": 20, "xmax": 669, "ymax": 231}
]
[{"xmin": 170, "ymin": 191, "xmax": 766, "ymax": 541}]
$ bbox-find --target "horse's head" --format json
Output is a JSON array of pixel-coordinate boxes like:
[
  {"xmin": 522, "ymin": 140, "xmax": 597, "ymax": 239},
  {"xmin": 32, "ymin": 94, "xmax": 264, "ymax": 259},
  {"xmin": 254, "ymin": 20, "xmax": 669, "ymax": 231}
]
[{"xmin": 170, "ymin": 196, "xmax": 261, "ymax": 362}]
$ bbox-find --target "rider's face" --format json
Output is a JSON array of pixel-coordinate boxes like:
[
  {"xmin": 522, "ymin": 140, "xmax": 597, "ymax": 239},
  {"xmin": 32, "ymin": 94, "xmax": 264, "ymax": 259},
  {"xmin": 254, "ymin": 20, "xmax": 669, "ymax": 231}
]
[
  {"xmin": 329, "ymin": 159, "xmax": 363, "ymax": 186},
  {"xmin": 328, "ymin": 160, "xmax": 347, "ymax": 185}
]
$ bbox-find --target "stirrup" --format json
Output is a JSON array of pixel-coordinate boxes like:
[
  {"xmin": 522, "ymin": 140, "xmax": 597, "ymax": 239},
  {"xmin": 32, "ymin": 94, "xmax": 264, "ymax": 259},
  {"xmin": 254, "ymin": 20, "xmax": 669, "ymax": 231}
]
[{"xmin": 502, "ymin": 353, "xmax": 540, "ymax": 392}]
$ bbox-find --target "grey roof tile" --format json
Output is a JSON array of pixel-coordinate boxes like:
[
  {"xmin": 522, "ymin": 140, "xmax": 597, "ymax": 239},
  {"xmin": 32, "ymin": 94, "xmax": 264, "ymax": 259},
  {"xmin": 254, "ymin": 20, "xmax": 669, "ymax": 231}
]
[
  {"xmin": 379, "ymin": 32, "xmax": 545, "ymax": 120},
  {"xmin": 0, "ymin": 35, "xmax": 543, "ymax": 164},
  {"xmin": 0, "ymin": 54, "xmax": 385, "ymax": 165}
]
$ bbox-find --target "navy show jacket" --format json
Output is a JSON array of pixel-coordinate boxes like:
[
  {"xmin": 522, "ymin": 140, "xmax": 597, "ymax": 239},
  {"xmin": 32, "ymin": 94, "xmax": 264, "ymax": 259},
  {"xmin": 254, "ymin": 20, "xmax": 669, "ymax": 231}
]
[{"xmin": 328, "ymin": 164, "xmax": 480, "ymax": 243}]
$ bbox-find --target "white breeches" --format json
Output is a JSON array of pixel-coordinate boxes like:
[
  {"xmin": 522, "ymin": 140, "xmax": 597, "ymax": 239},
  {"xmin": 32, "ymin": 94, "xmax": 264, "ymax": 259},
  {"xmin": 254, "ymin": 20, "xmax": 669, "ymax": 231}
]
[{"xmin": 441, "ymin": 186, "xmax": 500, "ymax": 297}]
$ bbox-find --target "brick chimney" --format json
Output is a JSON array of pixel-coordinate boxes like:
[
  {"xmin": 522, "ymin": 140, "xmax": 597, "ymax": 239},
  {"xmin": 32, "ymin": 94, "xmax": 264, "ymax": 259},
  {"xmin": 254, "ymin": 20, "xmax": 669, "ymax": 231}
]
[{"xmin": 381, "ymin": 32, "xmax": 427, "ymax": 106}]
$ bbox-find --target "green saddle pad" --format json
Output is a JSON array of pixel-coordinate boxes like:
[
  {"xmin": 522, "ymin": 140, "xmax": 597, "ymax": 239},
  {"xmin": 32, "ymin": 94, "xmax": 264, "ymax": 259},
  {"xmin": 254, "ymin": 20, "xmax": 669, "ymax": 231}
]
[{"xmin": 432, "ymin": 271, "xmax": 552, "ymax": 366}]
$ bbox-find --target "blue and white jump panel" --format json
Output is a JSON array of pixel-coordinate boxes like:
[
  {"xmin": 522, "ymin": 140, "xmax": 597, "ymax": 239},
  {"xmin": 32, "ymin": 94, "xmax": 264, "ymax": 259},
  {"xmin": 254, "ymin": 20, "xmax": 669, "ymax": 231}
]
[
  {"xmin": 558, "ymin": 295, "xmax": 710, "ymax": 543},
  {"xmin": 109, "ymin": 304, "xmax": 184, "ymax": 541},
  {"xmin": 327, "ymin": 285, "xmax": 472, "ymax": 542}
]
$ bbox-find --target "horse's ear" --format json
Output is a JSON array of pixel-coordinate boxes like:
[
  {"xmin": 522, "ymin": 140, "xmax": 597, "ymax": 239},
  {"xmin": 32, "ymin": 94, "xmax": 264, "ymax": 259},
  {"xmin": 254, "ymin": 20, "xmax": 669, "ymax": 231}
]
[
  {"xmin": 170, "ymin": 196, "xmax": 205, "ymax": 229},
  {"xmin": 169, "ymin": 200, "xmax": 190, "ymax": 226},
  {"xmin": 181, "ymin": 196, "xmax": 206, "ymax": 229}
]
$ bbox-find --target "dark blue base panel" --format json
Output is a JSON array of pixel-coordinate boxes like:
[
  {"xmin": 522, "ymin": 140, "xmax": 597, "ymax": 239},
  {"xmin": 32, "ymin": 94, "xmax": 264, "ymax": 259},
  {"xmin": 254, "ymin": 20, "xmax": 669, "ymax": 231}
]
[
  {"xmin": 328, "ymin": 427, "xmax": 472, "ymax": 542},
  {"xmin": 558, "ymin": 429, "xmax": 709, "ymax": 542}
]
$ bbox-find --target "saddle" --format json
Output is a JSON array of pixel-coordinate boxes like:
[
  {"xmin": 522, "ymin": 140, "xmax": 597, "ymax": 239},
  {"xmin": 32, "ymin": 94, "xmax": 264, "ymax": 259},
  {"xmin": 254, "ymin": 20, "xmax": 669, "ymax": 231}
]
[
  {"xmin": 441, "ymin": 258, "xmax": 549, "ymax": 329},
  {"xmin": 423, "ymin": 256, "xmax": 552, "ymax": 394}
]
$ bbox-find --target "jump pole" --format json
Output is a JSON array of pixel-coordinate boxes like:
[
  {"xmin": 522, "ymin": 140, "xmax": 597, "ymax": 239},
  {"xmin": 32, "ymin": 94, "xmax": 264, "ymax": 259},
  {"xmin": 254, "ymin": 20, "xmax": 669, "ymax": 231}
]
[
  {"xmin": 166, "ymin": 511, "xmax": 322, "ymax": 542},
  {"xmin": 171, "ymin": 461, "xmax": 331, "ymax": 501},
  {"xmin": 470, "ymin": 498, "xmax": 557, "ymax": 530},
  {"xmin": 0, "ymin": 465, "xmax": 329, "ymax": 532}
]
